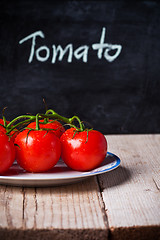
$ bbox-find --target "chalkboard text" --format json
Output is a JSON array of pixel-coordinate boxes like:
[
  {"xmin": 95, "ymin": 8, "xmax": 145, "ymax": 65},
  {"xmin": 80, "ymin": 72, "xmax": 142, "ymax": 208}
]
[{"xmin": 19, "ymin": 28, "xmax": 122, "ymax": 63}]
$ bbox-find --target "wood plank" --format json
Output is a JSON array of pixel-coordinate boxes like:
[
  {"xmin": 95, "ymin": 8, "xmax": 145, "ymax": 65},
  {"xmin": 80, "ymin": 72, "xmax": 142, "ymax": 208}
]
[
  {"xmin": 98, "ymin": 134, "xmax": 160, "ymax": 240},
  {"xmin": 0, "ymin": 177, "xmax": 108, "ymax": 240},
  {"xmin": 0, "ymin": 186, "xmax": 23, "ymax": 229}
]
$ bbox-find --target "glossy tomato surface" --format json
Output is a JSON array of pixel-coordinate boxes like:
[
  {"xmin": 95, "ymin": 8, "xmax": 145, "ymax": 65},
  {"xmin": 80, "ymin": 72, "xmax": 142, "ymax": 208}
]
[
  {"xmin": 60, "ymin": 128, "xmax": 107, "ymax": 171},
  {"xmin": 15, "ymin": 129, "xmax": 61, "ymax": 172},
  {"xmin": 0, "ymin": 131, "xmax": 16, "ymax": 174},
  {"xmin": 27, "ymin": 120, "xmax": 65, "ymax": 138},
  {"xmin": 0, "ymin": 119, "xmax": 18, "ymax": 141},
  {"xmin": 0, "ymin": 119, "xmax": 9, "ymax": 131}
]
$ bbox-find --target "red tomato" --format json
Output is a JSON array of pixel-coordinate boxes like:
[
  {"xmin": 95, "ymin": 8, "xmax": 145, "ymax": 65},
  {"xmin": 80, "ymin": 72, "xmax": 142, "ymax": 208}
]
[
  {"xmin": 0, "ymin": 119, "xmax": 18, "ymax": 141},
  {"xmin": 27, "ymin": 120, "xmax": 65, "ymax": 138},
  {"xmin": 0, "ymin": 119, "xmax": 9, "ymax": 131},
  {"xmin": 60, "ymin": 128, "xmax": 107, "ymax": 171},
  {"xmin": 0, "ymin": 119, "xmax": 10, "ymax": 124},
  {"xmin": 15, "ymin": 129, "xmax": 61, "ymax": 172},
  {"xmin": 0, "ymin": 131, "xmax": 16, "ymax": 174}
]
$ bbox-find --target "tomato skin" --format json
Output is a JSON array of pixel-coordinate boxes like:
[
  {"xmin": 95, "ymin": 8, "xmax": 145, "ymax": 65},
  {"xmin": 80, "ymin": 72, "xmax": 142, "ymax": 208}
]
[
  {"xmin": 60, "ymin": 128, "xmax": 107, "ymax": 171},
  {"xmin": 27, "ymin": 120, "xmax": 65, "ymax": 138},
  {"xmin": 15, "ymin": 130, "xmax": 61, "ymax": 172},
  {"xmin": 0, "ymin": 119, "xmax": 10, "ymax": 125},
  {"xmin": 0, "ymin": 119, "xmax": 9, "ymax": 132},
  {"xmin": 0, "ymin": 119, "xmax": 18, "ymax": 141},
  {"xmin": 0, "ymin": 131, "xmax": 16, "ymax": 174}
]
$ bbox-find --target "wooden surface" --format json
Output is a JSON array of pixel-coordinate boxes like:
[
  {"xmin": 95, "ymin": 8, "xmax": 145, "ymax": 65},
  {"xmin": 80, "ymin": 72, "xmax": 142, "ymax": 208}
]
[{"xmin": 0, "ymin": 134, "xmax": 160, "ymax": 240}]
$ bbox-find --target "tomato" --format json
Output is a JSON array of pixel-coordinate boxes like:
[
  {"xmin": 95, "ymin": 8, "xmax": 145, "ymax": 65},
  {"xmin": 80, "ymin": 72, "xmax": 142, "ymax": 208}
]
[
  {"xmin": 15, "ymin": 129, "xmax": 61, "ymax": 172},
  {"xmin": 0, "ymin": 119, "xmax": 18, "ymax": 141},
  {"xmin": 0, "ymin": 131, "xmax": 16, "ymax": 174},
  {"xmin": 0, "ymin": 119, "xmax": 10, "ymax": 125},
  {"xmin": 0, "ymin": 119, "xmax": 9, "ymax": 131},
  {"xmin": 27, "ymin": 120, "xmax": 65, "ymax": 138},
  {"xmin": 60, "ymin": 128, "xmax": 107, "ymax": 171}
]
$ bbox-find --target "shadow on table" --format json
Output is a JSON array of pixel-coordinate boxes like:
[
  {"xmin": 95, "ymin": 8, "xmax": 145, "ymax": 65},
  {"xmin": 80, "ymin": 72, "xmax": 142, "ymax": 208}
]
[
  {"xmin": 1, "ymin": 159, "xmax": 132, "ymax": 193},
  {"xmin": 97, "ymin": 166, "xmax": 132, "ymax": 189}
]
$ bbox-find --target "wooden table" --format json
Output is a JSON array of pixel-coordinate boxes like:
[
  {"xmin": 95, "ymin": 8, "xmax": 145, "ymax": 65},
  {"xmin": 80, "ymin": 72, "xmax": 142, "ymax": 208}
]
[{"xmin": 0, "ymin": 134, "xmax": 160, "ymax": 240}]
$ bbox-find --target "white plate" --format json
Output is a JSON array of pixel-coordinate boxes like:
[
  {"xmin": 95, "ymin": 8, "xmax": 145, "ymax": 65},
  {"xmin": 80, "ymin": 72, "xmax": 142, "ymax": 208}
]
[{"xmin": 0, "ymin": 152, "xmax": 120, "ymax": 187}]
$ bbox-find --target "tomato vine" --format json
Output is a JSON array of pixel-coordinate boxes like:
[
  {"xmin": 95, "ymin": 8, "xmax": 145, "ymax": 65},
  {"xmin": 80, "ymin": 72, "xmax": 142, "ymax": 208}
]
[
  {"xmin": 0, "ymin": 107, "xmax": 107, "ymax": 173},
  {"xmin": 3, "ymin": 108, "xmax": 86, "ymax": 137}
]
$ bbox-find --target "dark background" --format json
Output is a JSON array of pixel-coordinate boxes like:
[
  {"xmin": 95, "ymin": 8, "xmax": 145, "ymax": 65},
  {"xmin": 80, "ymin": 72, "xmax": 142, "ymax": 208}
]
[{"xmin": 0, "ymin": 1, "xmax": 160, "ymax": 134}]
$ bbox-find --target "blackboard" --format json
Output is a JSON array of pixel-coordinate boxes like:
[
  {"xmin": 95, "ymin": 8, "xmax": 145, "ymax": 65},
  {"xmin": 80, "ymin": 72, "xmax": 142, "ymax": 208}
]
[{"xmin": 0, "ymin": 1, "xmax": 160, "ymax": 134}]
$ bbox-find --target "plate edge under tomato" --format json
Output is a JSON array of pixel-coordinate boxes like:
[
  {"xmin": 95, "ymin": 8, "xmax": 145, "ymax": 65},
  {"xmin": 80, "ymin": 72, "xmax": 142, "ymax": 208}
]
[{"xmin": 0, "ymin": 152, "xmax": 121, "ymax": 181}]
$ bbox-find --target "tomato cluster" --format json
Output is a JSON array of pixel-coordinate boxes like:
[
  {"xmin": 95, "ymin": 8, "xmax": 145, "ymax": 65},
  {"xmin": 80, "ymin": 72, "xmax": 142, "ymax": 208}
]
[{"xmin": 0, "ymin": 109, "xmax": 107, "ymax": 174}]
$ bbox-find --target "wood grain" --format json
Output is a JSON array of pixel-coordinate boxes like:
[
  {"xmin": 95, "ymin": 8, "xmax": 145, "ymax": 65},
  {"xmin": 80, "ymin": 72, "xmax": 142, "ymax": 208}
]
[
  {"xmin": 0, "ymin": 186, "xmax": 23, "ymax": 229},
  {"xmin": 0, "ymin": 134, "xmax": 160, "ymax": 239},
  {"xmin": 98, "ymin": 134, "xmax": 160, "ymax": 240},
  {"xmin": 0, "ymin": 177, "xmax": 108, "ymax": 240}
]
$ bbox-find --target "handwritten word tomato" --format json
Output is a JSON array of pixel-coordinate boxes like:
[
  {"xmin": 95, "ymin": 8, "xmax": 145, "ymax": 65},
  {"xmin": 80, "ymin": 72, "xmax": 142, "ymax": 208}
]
[
  {"xmin": 60, "ymin": 128, "xmax": 107, "ymax": 171},
  {"xmin": 27, "ymin": 120, "xmax": 65, "ymax": 138},
  {"xmin": 0, "ymin": 131, "xmax": 15, "ymax": 174},
  {"xmin": 15, "ymin": 129, "xmax": 61, "ymax": 172}
]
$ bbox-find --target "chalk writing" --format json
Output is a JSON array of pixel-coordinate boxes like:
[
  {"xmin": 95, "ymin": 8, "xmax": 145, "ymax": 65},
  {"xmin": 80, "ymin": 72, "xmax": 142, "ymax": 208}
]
[
  {"xmin": 19, "ymin": 27, "xmax": 122, "ymax": 63},
  {"xmin": 92, "ymin": 28, "xmax": 122, "ymax": 62}
]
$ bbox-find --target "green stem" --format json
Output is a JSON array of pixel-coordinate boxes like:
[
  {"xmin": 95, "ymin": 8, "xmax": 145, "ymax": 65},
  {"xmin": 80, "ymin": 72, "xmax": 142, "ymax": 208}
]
[
  {"xmin": 5, "ymin": 109, "xmax": 85, "ymax": 135},
  {"xmin": 45, "ymin": 109, "xmax": 84, "ymax": 131},
  {"xmin": 43, "ymin": 117, "xmax": 48, "ymax": 124},
  {"xmin": 6, "ymin": 115, "xmax": 36, "ymax": 134},
  {"xmin": 69, "ymin": 116, "xmax": 84, "ymax": 131},
  {"xmin": 7, "ymin": 115, "xmax": 35, "ymax": 128},
  {"xmin": 36, "ymin": 114, "xmax": 40, "ymax": 130},
  {"xmin": 2, "ymin": 107, "xmax": 7, "ymax": 127},
  {"xmin": 45, "ymin": 109, "xmax": 70, "ymax": 124},
  {"xmin": 2, "ymin": 116, "xmax": 7, "ymax": 127}
]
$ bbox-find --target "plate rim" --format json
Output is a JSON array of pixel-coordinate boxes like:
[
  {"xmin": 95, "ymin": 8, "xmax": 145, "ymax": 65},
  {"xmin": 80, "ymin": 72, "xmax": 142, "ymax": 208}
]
[{"xmin": 0, "ymin": 152, "xmax": 120, "ymax": 182}]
